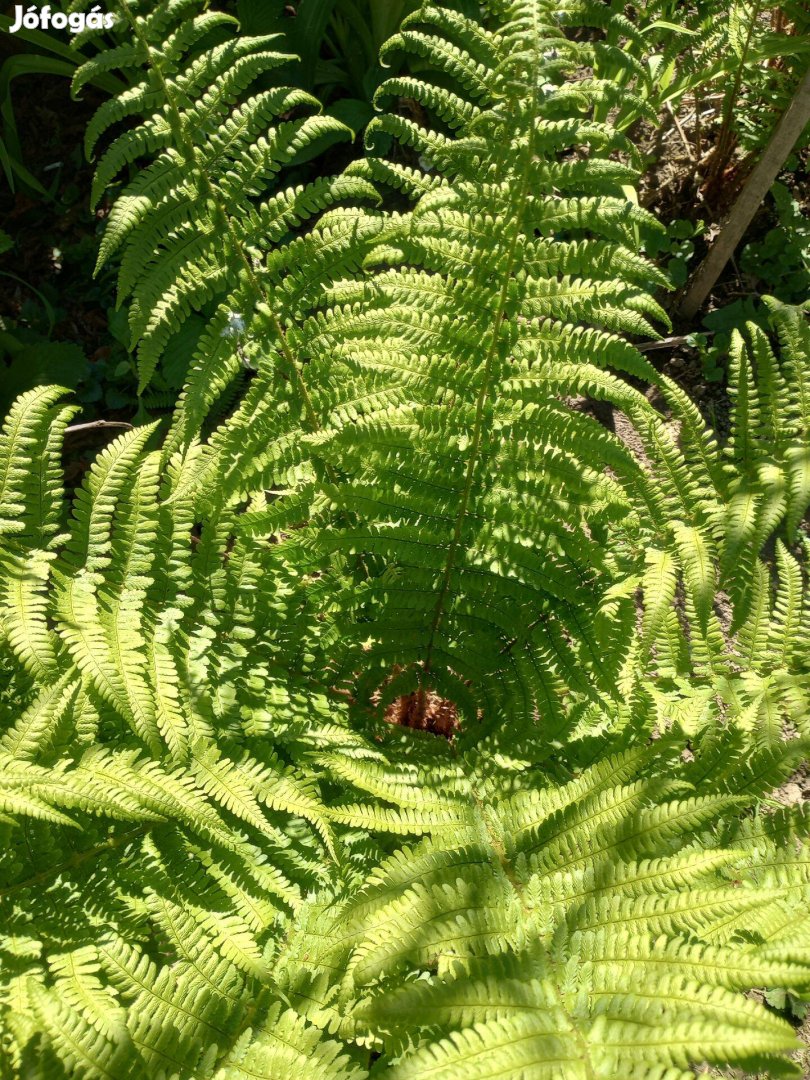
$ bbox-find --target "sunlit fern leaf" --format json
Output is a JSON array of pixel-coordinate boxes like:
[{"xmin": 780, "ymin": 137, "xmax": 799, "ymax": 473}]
[
  {"xmin": 74, "ymin": 0, "xmax": 368, "ymax": 399},
  {"xmin": 311, "ymin": 745, "xmax": 810, "ymax": 1079}
]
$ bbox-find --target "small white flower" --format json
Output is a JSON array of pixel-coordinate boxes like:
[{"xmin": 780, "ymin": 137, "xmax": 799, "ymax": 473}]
[
  {"xmin": 222, "ymin": 311, "xmax": 247, "ymax": 338},
  {"xmin": 418, "ymin": 155, "xmax": 434, "ymax": 173}
]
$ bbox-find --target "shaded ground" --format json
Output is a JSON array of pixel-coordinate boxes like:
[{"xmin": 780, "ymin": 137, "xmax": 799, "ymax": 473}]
[{"xmin": 0, "ymin": 62, "xmax": 116, "ymax": 359}]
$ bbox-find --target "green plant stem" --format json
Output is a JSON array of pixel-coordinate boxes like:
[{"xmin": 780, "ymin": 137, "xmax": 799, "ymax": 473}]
[{"xmin": 422, "ymin": 85, "xmax": 538, "ymax": 683}]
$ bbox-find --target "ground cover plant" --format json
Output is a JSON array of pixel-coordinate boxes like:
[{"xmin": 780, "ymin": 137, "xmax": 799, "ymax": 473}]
[{"xmin": 1, "ymin": 0, "xmax": 809, "ymax": 1076}]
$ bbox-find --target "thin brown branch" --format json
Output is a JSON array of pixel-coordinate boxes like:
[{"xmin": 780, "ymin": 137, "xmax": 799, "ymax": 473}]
[
  {"xmin": 637, "ymin": 334, "xmax": 711, "ymax": 353},
  {"xmin": 666, "ymin": 101, "xmax": 694, "ymax": 160},
  {"xmin": 64, "ymin": 420, "xmax": 134, "ymax": 436}
]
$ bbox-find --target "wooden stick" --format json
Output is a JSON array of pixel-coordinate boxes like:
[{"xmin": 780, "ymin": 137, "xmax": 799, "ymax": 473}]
[
  {"xmin": 638, "ymin": 336, "xmax": 689, "ymax": 353},
  {"xmin": 680, "ymin": 67, "xmax": 810, "ymax": 322},
  {"xmin": 64, "ymin": 420, "xmax": 134, "ymax": 436},
  {"xmin": 666, "ymin": 101, "xmax": 694, "ymax": 160},
  {"xmin": 637, "ymin": 334, "xmax": 712, "ymax": 353}
]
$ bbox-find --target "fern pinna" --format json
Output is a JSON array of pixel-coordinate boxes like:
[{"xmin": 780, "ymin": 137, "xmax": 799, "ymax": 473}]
[{"xmin": 1, "ymin": 1, "xmax": 810, "ymax": 1077}]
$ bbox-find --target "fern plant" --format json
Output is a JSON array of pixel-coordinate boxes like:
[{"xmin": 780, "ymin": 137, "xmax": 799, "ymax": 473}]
[
  {"xmin": 184, "ymin": 0, "xmax": 681, "ymax": 727},
  {"xmin": 1, "ymin": 0, "xmax": 810, "ymax": 1077},
  {"xmin": 295, "ymin": 736, "xmax": 810, "ymax": 1080},
  {"xmin": 71, "ymin": 0, "xmax": 375, "ymax": 402},
  {"xmin": 2, "ymin": 389, "xmax": 810, "ymax": 1077}
]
